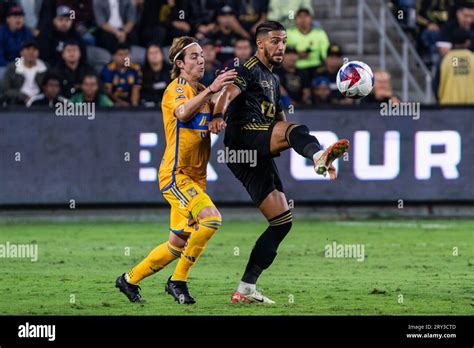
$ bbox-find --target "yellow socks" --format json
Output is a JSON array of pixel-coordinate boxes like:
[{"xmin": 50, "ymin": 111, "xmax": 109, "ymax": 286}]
[
  {"xmin": 171, "ymin": 216, "xmax": 221, "ymax": 282},
  {"xmin": 126, "ymin": 215, "xmax": 221, "ymax": 284},
  {"xmin": 127, "ymin": 242, "xmax": 182, "ymax": 285}
]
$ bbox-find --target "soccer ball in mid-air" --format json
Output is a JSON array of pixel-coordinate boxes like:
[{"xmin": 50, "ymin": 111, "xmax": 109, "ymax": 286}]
[{"xmin": 336, "ymin": 61, "xmax": 374, "ymax": 99}]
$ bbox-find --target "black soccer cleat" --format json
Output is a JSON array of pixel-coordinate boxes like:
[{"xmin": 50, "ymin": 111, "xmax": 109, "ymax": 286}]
[
  {"xmin": 165, "ymin": 276, "xmax": 196, "ymax": 304},
  {"xmin": 115, "ymin": 273, "xmax": 145, "ymax": 303}
]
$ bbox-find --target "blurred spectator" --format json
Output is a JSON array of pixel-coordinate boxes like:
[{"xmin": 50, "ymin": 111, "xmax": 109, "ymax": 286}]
[
  {"xmin": 17, "ymin": 0, "xmax": 40, "ymax": 36},
  {"xmin": 234, "ymin": 0, "xmax": 269, "ymax": 35},
  {"xmin": 437, "ymin": 2, "xmax": 474, "ymax": 56},
  {"xmin": 0, "ymin": 5, "xmax": 33, "ymax": 69},
  {"xmin": 57, "ymin": 0, "xmax": 96, "ymax": 46},
  {"xmin": 138, "ymin": 0, "xmax": 171, "ymax": 47},
  {"xmin": 173, "ymin": 1, "xmax": 249, "ymax": 43},
  {"xmin": 133, "ymin": 0, "xmax": 144, "ymax": 24},
  {"xmin": 3, "ymin": 40, "xmax": 47, "ymax": 105},
  {"xmin": 192, "ymin": 0, "xmax": 258, "ymax": 40},
  {"xmin": 208, "ymin": 6, "xmax": 245, "ymax": 63},
  {"xmin": 140, "ymin": 43, "xmax": 170, "ymax": 106},
  {"xmin": 314, "ymin": 44, "xmax": 351, "ymax": 104},
  {"xmin": 311, "ymin": 76, "xmax": 332, "ymax": 105},
  {"xmin": 70, "ymin": 72, "xmax": 113, "ymax": 106},
  {"xmin": 168, "ymin": 0, "xmax": 193, "ymax": 43},
  {"xmin": 433, "ymin": 28, "xmax": 474, "ymax": 104},
  {"xmin": 287, "ymin": 8, "xmax": 330, "ymax": 76},
  {"xmin": 416, "ymin": 0, "xmax": 455, "ymax": 66},
  {"xmin": 38, "ymin": 5, "xmax": 87, "ymax": 66},
  {"xmin": 223, "ymin": 37, "xmax": 253, "ymax": 68},
  {"xmin": 0, "ymin": 1, "xmax": 17, "ymax": 24},
  {"xmin": 93, "ymin": 0, "xmax": 137, "ymax": 54},
  {"xmin": 361, "ymin": 70, "xmax": 400, "ymax": 105},
  {"xmin": 200, "ymin": 39, "xmax": 222, "ymax": 86},
  {"xmin": 101, "ymin": 43, "xmax": 141, "ymax": 107},
  {"xmin": 35, "ymin": 0, "xmax": 57, "ymax": 37},
  {"xmin": 267, "ymin": 0, "xmax": 312, "ymax": 28},
  {"xmin": 191, "ymin": 0, "xmax": 218, "ymax": 41},
  {"xmin": 26, "ymin": 72, "xmax": 68, "ymax": 107},
  {"xmin": 52, "ymin": 40, "xmax": 93, "ymax": 98},
  {"xmin": 275, "ymin": 47, "xmax": 311, "ymax": 105}
]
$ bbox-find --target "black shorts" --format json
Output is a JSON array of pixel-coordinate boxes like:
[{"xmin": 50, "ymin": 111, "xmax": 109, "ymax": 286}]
[
  {"xmin": 224, "ymin": 122, "xmax": 276, "ymax": 158},
  {"xmin": 224, "ymin": 123, "xmax": 284, "ymax": 206}
]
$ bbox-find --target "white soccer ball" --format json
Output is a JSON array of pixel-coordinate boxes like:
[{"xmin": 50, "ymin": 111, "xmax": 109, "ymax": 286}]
[{"xmin": 336, "ymin": 61, "xmax": 374, "ymax": 99}]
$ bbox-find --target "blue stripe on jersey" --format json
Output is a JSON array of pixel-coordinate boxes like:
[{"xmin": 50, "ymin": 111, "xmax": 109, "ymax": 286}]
[
  {"xmin": 160, "ymin": 122, "xmax": 181, "ymax": 192},
  {"xmin": 169, "ymin": 187, "xmax": 184, "ymax": 205},
  {"xmin": 179, "ymin": 112, "xmax": 211, "ymax": 130},
  {"xmin": 171, "ymin": 186, "xmax": 189, "ymax": 205},
  {"xmin": 174, "ymin": 185, "xmax": 190, "ymax": 203},
  {"xmin": 169, "ymin": 227, "xmax": 185, "ymax": 234}
]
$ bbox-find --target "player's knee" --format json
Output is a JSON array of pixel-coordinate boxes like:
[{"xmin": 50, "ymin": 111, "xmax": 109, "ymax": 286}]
[
  {"xmin": 268, "ymin": 210, "xmax": 293, "ymax": 238},
  {"xmin": 197, "ymin": 207, "xmax": 222, "ymax": 232},
  {"xmin": 287, "ymin": 124, "xmax": 315, "ymax": 143},
  {"xmin": 197, "ymin": 206, "xmax": 221, "ymax": 221},
  {"xmin": 168, "ymin": 233, "xmax": 187, "ymax": 249},
  {"xmin": 285, "ymin": 124, "xmax": 320, "ymax": 158},
  {"xmin": 294, "ymin": 124, "xmax": 309, "ymax": 134}
]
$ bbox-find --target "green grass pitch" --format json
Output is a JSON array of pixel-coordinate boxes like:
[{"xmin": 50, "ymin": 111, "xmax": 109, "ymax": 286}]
[{"xmin": 0, "ymin": 219, "xmax": 473, "ymax": 315}]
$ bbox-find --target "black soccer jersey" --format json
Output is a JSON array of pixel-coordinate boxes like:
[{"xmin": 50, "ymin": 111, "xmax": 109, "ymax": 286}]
[{"xmin": 225, "ymin": 55, "xmax": 283, "ymax": 129}]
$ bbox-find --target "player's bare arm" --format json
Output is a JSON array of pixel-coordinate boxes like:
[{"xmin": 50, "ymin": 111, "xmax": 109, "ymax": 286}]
[
  {"xmin": 174, "ymin": 69, "xmax": 237, "ymax": 122},
  {"xmin": 209, "ymin": 84, "xmax": 241, "ymax": 133}
]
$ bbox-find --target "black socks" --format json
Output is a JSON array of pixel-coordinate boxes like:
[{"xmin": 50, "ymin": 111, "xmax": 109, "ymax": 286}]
[
  {"xmin": 241, "ymin": 210, "xmax": 293, "ymax": 284},
  {"xmin": 286, "ymin": 124, "xmax": 321, "ymax": 159}
]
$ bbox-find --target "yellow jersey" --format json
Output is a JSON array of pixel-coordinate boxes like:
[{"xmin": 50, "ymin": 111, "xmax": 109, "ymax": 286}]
[
  {"xmin": 438, "ymin": 49, "xmax": 474, "ymax": 105},
  {"xmin": 159, "ymin": 77, "xmax": 211, "ymax": 191}
]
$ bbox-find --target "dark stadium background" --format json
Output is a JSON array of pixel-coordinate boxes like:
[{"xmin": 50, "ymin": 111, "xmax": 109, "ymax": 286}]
[{"xmin": 1, "ymin": 0, "xmax": 472, "ymax": 212}]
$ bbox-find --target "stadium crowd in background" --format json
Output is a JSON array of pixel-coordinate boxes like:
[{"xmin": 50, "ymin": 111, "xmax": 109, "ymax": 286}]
[
  {"xmin": 0, "ymin": 0, "xmax": 473, "ymax": 107},
  {"xmin": 390, "ymin": 0, "xmax": 474, "ymax": 104}
]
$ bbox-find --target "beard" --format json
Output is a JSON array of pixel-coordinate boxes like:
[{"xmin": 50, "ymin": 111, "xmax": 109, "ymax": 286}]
[{"xmin": 264, "ymin": 47, "xmax": 284, "ymax": 67}]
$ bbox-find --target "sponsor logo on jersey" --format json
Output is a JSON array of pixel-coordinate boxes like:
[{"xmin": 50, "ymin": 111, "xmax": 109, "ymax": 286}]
[
  {"xmin": 234, "ymin": 76, "xmax": 246, "ymax": 87},
  {"xmin": 186, "ymin": 187, "xmax": 198, "ymax": 198}
]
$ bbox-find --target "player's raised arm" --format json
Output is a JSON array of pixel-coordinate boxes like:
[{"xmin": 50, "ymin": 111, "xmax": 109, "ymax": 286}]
[
  {"xmin": 174, "ymin": 69, "xmax": 237, "ymax": 122},
  {"xmin": 208, "ymin": 84, "xmax": 241, "ymax": 134}
]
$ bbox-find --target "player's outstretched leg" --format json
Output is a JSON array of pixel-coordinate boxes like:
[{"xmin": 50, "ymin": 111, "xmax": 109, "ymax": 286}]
[
  {"xmin": 166, "ymin": 206, "xmax": 221, "ymax": 304},
  {"xmin": 231, "ymin": 190, "xmax": 292, "ymax": 304},
  {"xmin": 116, "ymin": 233, "xmax": 186, "ymax": 303},
  {"xmin": 271, "ymin": 122, "xmax": 350, "ymax": 179}
]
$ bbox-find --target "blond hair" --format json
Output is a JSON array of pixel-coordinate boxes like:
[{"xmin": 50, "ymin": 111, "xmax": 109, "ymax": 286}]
[{"xmin": 168, "ymin": 36, "xmax": 198, "ymax": 80}]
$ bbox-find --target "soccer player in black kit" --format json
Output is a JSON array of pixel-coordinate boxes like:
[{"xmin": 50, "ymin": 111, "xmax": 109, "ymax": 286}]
[{"xmin": 209, "ymin": 21, "xmax": 349, "ymax": 303}]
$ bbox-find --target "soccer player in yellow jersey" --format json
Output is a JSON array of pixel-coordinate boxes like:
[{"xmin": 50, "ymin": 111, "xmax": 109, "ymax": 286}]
[{"xmin": 116, "ymin": 37, "xmax": 237, "ymax": 304}]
